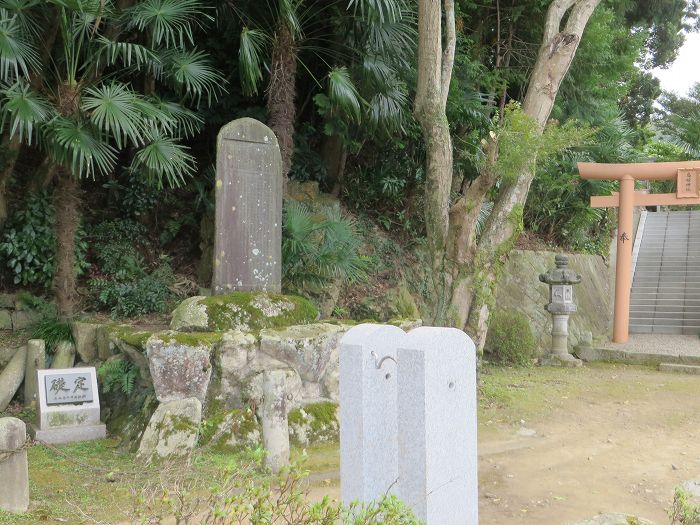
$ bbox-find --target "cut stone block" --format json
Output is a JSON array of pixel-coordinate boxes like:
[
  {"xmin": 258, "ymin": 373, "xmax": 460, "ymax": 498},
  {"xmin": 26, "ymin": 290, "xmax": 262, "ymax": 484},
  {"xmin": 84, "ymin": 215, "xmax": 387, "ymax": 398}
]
[{"xmin": 0, "ymin": 417, "xmax": 29, "ymax": 512}]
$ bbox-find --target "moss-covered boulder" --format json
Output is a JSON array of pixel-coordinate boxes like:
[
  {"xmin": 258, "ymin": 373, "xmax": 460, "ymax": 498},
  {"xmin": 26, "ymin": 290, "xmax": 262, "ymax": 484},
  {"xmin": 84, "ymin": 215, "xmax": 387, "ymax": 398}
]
[
  {"xmin": 170, "ymin": 292, "xmax": 319, "ymax": 332},
  {"xmin": 289, "ymin": 401, "xmax": 339, "ymax": 447},
  {"xmin": 199, "ymin": 408, "xmax": 261, "ymax": 452},
  {"xmin": 137, "ymin": 397, "xmax": 202, "ymax": 461}
]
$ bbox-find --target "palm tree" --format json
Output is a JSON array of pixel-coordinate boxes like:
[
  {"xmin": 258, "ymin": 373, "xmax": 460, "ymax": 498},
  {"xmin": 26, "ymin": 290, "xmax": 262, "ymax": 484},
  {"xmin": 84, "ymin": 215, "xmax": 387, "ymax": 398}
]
[
  {"xmin": 234, "ymin": 0, "xmax": 414, "ymax": 187},
  {"xmin": 0, "ymin": 0, "xmax": 223, "ymax": 318}
]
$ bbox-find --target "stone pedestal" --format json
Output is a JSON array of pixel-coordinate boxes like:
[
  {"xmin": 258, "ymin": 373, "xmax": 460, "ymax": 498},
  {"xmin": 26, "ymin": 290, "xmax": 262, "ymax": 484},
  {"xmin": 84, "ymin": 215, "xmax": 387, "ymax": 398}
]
[
  {"xmin": 0, "ymin": 417, "xmax": 29, "ymax": 513},
  {"xmin": 260, "ymin": 369, "xmax": 292, "ymax": 473}
]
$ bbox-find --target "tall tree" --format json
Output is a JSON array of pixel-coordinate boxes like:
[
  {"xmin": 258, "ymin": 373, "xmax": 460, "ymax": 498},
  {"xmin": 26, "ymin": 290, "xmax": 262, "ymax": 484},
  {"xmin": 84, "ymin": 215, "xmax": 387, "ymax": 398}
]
[{"xmin": 415, "ymin": 0, "xmax": 600, "ymax": 351}]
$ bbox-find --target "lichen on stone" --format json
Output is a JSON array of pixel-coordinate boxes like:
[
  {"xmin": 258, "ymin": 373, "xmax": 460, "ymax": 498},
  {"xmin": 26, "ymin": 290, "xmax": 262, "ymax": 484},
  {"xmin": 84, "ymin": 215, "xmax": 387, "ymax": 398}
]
[{"xmin": 288, "ymin": 401, "xmax": 338, "ymax": 447}]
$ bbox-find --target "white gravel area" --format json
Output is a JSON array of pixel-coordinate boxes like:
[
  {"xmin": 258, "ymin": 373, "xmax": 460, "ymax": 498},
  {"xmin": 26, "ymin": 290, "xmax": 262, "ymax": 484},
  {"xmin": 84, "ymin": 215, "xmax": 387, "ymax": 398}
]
[{"xmin": 603, "ymin": 334, "xmax": 700, "ymax": 356}]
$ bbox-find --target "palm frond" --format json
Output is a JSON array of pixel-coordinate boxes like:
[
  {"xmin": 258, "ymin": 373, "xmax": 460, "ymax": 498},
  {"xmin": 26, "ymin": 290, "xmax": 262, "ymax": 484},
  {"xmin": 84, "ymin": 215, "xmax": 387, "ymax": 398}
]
[
  {"xmin": 43, "ymin": 117, "xmax": 117, "ymax": 178},
  {"xmin": 0, "ymin": 79, "xmax": 52, "ymax": 143},
  {"xmin": 130, "ymin": 131, "xmax": 196, "ymax": 188},
  {"xmin": 327, "ymin": 66, "xmax": 362, "ymax": 122},
  {"xmin": 160, "ymin": 48, "xmax": 224, "ymax": 104},
  {"xmin": 0, "ymin": 0, "xmax": 43, "ymax": 41},
  {"xmin": 125, "ymin": 0, "xmax": 211, "ymax": 48},
  {"xmin": 278, "ymin": 0, "xmax": 302, "ymax": 38},
  {"xmin": 347, "ymin": 0, "xmax": 403, "ymax": 24},
  {"xmin": 149, "ymin": 98, "xmax": 202, "ymax": 138},
  {"xmin": 238, "ymin": 27, "xmax": 267, "ymax": 96},
  {"xmin": 368, "ymin": 84, "xmax": 407, "ymax": 133},
  {"xmin": 0, "ymin": 7, "xmax": 39, "ymax": 80},
  {"xmin": 81, "ymin": 82, "xmax": 148, "ymax": 148},
  {"xmin": 93, "ymin": 36, "xmax": 161, "ymax": 72}
]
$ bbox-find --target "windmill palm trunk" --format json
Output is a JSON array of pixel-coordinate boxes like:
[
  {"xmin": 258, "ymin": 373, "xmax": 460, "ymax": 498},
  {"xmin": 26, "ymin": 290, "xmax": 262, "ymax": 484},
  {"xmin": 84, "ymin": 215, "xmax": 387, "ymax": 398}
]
[
  {"xmin": 54, "ymin": 169, "xmax": 80, "ymax": 319},
  {"xmin": 267, "ymin": 24, "xmax": 297, "ymax": 188}
]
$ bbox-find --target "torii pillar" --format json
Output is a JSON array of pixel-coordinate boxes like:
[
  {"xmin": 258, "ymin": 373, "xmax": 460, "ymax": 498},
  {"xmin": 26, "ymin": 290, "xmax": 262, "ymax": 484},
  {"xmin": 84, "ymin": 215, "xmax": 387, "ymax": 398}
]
[{"xmin": 578, "ymin": 161, "xmax": 700, "ymax": 343}]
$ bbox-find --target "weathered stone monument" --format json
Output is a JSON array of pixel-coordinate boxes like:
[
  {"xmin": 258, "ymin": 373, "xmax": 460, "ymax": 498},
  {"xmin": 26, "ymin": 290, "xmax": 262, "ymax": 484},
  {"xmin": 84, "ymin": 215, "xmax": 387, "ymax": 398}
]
[
  {"xmin": 0, "ymin": 417, "xmax": 29, "ymax": 513},
  {"xmin": 340, "ymin": 324, "xmax": 478, "ymax": 523},
  {"xmin": 30, "ymin": 367, "xmax": 106, "ymax": 444},
  {"xmin": 398, "ymin": 327, "xmax": 478, "ymax": 524},
  {"xmin": 539, "ymin": 254, "xmax": 583, "ymax": 367},
  {"xmin": 340, "ymin": 324, "xmax": 405, "ymax": 504},
  {"xmin": 214, "ymin": 118, "xmax": 283, "ymax": 294}
]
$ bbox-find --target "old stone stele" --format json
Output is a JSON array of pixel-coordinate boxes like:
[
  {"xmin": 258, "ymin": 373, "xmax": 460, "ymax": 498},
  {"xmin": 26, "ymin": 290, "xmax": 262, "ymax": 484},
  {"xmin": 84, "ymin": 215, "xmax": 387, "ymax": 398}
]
[
  {"xmin": 29, "ymin": 367, "xmax": 106, "ymax": 444},
  {"xmin": 213, "ymin": 118, "xmax": 282, "ymax": 295}
]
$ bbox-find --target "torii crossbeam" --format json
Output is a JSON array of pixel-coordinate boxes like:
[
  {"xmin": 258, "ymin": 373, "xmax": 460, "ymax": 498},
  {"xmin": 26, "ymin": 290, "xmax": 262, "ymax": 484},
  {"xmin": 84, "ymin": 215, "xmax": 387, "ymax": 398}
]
[{"xmin": 578, "ymin": 161, "xmax": 700, "ymax": 343}]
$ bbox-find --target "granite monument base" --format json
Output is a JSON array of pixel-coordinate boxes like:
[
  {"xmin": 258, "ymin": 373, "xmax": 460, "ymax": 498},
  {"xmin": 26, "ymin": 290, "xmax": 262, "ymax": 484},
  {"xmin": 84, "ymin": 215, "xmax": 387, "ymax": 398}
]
[{"xmin": 29, "ymin": 422, "xmax": 106, "ymax": 445}]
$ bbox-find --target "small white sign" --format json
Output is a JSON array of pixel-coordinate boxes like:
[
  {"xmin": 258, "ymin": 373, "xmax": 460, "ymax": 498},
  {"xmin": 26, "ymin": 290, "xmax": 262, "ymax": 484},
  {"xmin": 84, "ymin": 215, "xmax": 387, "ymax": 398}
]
[{"xmin": 44, "ymin": 371, "xmax": 94, "ymax": 405}]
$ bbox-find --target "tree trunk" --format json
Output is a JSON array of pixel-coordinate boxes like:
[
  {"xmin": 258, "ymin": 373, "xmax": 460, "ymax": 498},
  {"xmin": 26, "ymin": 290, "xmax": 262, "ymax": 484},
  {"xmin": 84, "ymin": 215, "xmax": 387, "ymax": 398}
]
[
  {"xmin": 321, "ymin": 134, "xmax": 347, "ymax": 196},
  {"xmin": 53, "ymin": 170, "xmax": 81, "ymax": 319},
  {"xmin": 0, "ymin": 135, "xmax": 21, "ymax": 232},
  {"xmin": 267, "ymin": 24, "xmax": 297, "ymax": 189},
  {"xmin": 414, "ymin": 0, "xmax": 456, "ymax": 324},
  {"xmin": 416, "ymin": 0, "xmax": 600, "ymax": 353}
]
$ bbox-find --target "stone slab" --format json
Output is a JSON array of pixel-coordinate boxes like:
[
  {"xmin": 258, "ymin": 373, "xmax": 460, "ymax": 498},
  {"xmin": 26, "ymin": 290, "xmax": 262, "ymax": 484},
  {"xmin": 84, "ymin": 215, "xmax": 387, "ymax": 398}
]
[
  {"xmin": 11, "ymin": 310, "xmax": 39, "ymax": 330},
  {"xmin": 24, "ymin": 340, "xmax": 45, "ymax": 408},
  {"xmin": 340, "ymin": 324, "xmax": 406, "ymax": 506},
  {"xmin": 213, "ymin": 118, "xmax": 282, "ymax": 294},
  {"xmin": 658, "ymin": 363, "xmax": 700, "ymax": 374},
  {"xmin": 137, "ymin": 397, "xmax": 201, "ymax": 460},
  {"xmin": 575, "ymin": 345, "xmax": 700, "ymax": 366},
  {"xmin": 397, "ymin": 327, "xmax": 478, "ymax": 525},
  {"xmin": 0, "ymin": 417, "xmax": 29, "ymax": 512},
  {"xmin": 29, "ymin": 423, "xmax": 106, "ymax": 445}
]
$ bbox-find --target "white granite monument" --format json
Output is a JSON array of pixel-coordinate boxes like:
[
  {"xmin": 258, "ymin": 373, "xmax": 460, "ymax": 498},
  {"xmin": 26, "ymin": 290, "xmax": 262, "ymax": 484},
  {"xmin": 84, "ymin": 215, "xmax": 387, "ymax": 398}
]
[
  {"xmin": 29, "ymin": 367, "xmax": 106, "ymax": 444},
  {"xmin": 339, "ymin": 324, "xmax": 478, "ymax": 524}
]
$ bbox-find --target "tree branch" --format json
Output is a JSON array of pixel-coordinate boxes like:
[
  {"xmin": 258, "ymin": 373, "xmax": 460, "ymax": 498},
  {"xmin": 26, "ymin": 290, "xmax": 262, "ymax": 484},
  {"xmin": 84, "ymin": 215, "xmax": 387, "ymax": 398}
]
[{"xmin": 440, "ymin": 0, "xmax": 456, "ymax": 111}]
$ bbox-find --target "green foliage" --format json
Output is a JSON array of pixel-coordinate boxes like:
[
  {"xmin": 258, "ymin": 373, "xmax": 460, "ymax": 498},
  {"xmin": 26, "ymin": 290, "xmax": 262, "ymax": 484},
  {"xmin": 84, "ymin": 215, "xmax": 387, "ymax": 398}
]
[
  {"xmin": 484, "ymin": 310, "xmax": 536, "ymax": 367},
  {"xmin": 15, "ymin": 292, "xmax": 73, "ymax": 353},
  {"xmin": 90, "ymin": 260, "xmax": 176, "ymax": 318},
  {"xmin": 98, "ymin": 359, "xmax": 139, "ymax": 396},
  {"xmin": 0, "ymin": 192, "xmax": 88, "ymax": 288},
  {"xmin": 492, "ymin": 103, "xmax": 592, "ymax": 184},
  {"xmin": 87, "ymin": 219, "xmax": 176, "ymax": 318},
  {"xmin": 670, "ymin": 487, "xmax": 700, "ymax": 524},
  {"xmin": 282, "ymin": 201, "xmax": 368, "ymax": 293}
]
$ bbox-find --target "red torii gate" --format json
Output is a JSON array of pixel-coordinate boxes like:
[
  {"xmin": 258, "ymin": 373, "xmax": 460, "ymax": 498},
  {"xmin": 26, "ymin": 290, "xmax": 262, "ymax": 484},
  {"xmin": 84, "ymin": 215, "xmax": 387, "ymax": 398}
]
[{"xmin": 578, "ymin": 161, "xmax": 700, "ymax": 343}]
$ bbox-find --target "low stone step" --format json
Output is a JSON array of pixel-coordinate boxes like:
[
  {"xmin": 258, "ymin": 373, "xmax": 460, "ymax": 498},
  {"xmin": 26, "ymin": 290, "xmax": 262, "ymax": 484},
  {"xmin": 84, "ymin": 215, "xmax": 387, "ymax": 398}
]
[{"xmin": 658, "ymin": 363, "xmax": 700, "ymax": 375}]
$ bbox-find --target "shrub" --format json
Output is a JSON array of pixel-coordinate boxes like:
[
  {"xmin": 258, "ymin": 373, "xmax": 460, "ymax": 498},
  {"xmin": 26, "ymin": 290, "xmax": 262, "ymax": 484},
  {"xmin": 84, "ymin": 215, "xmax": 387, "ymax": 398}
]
[
  {"xmin": 670, "ymin": 487, "xmax": 700, "ymax": 525},
  {"xmin": 87, "ymin": 219, "xmax": 176, "ymax": 318},
  {"xmin": 484, "ymin": 310, "xmax": 537, "ymax": 366},
  {"xmin": 90, "ymin": 260, "xmax": 176, "ymax": 318},
  {"xmin": 0, "ymin": 192, "xmax": 89, "ymax": 288},
  {"xmin": 131, "ymin": 454, "xmax": 423, "ymax": 525},
  {"xmin": 282, "ymin": 201, "xmax": 368, "ymax": 293}
]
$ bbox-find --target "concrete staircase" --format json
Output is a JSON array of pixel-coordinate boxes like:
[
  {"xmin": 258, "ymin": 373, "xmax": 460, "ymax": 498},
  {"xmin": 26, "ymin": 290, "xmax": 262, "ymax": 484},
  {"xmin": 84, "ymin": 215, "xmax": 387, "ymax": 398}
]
[{"xmin": 630, "ymin": 210, "xmax": 700, "ymax": 334}]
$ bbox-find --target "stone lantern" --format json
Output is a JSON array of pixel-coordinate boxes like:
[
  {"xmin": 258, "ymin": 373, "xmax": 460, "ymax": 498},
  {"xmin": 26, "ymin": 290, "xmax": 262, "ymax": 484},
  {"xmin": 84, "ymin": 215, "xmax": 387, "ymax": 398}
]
[{"xmin": 539, "ymin": 255, "xmax": 582, "ymax": 367}]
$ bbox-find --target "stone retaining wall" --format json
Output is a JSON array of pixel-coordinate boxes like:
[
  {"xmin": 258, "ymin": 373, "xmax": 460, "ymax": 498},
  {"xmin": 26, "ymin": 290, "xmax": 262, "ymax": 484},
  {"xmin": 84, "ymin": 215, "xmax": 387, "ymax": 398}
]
[
  {"xmin": 495, "ymin": 249, "xmax": 613, "ymax": 352},
  {"xmin": 0, "ymin": 294, "xmax": 40, "ymax": 331}
]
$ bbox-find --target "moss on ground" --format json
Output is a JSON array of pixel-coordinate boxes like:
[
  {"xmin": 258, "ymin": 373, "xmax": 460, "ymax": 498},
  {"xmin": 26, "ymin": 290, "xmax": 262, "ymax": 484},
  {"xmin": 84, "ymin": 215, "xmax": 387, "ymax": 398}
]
[{"xmin": 160, "ymin": 331, "xmax": 224, "ymax": 347}]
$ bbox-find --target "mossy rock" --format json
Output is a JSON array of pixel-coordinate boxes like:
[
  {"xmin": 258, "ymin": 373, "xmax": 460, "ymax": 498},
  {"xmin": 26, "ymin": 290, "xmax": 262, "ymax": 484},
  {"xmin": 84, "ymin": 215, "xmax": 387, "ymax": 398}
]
[
  {"xmin": 170, "ymin": 292, "xmax": 319, "ymax": 333},
  {"xmin": 289, "ymin": 401, "xmax": 339, "ymax": 447},
  {"xmin": 199, "ymin": 408, "xmax": 261, "ymax": 452},
  {"xmin": 108, "ymin": 325, "xmax": 154, "ymax": 352}
]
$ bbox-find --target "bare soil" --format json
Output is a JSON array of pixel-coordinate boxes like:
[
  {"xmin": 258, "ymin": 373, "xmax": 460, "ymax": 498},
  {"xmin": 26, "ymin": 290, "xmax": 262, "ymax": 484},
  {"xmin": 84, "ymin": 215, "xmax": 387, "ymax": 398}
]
[{"xmin": 307, "ymin": 363, "xmax": 700, "ymax": 524}]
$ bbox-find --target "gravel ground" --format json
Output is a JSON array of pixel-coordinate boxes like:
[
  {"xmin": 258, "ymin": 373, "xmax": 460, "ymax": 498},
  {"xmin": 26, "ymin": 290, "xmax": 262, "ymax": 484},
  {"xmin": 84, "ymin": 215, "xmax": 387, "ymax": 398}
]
[{"xmin": 603, "ymin": 333, "xmax": 700, "ymax": 356}]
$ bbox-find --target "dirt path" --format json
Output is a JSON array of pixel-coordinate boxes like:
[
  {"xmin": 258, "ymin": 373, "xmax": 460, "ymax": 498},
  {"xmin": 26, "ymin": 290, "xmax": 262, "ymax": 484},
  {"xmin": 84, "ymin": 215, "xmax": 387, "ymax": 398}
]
[{"xmin": 306, "ymin": 364, "xmax": 700, "ymax": 524}]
